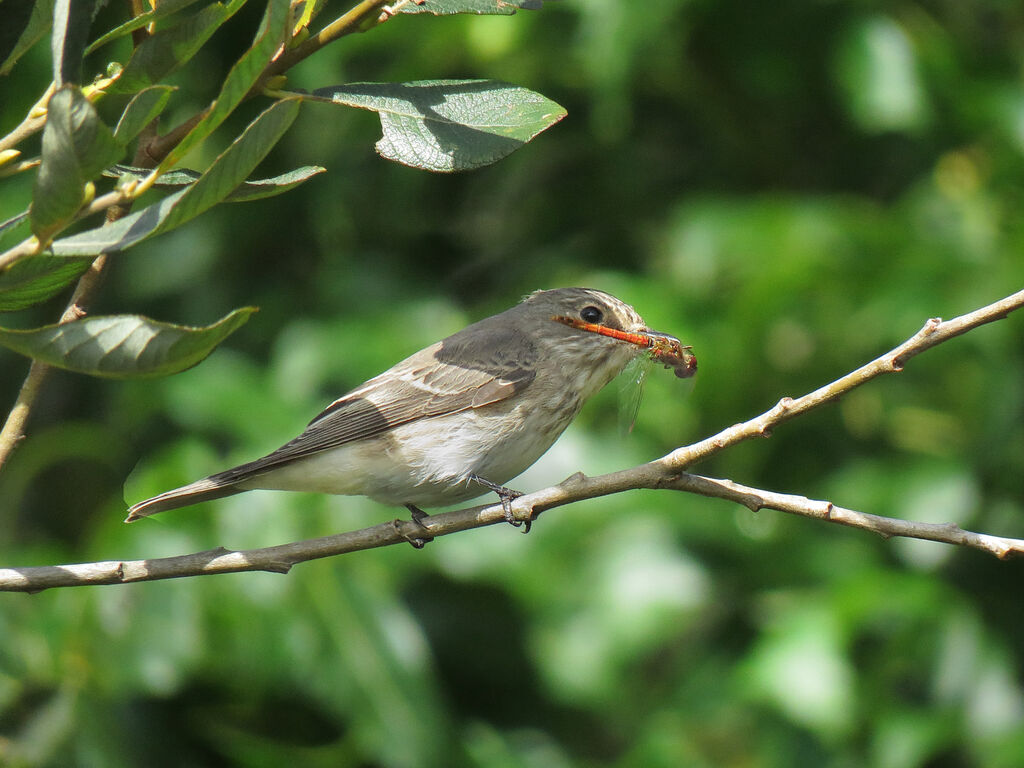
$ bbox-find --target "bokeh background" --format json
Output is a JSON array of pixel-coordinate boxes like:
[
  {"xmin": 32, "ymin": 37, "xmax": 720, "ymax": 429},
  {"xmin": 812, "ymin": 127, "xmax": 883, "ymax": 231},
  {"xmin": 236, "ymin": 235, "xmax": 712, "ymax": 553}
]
[{"xmin": 2, "ymin": 0, "xmax": 1024, "ymax": 765}]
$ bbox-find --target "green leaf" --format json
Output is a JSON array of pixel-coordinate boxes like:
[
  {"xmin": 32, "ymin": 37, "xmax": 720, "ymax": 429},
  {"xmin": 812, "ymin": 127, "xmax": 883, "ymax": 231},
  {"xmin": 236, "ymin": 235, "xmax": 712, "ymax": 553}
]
[
  {"xmin": 0, "ymin": 255, "xmax": 91, "ymax": 313},
  {"xmin": 0, "ymin": 0, "xmax": 37, "ymax": 70},
  {"xmin": 113, "ymin": 85, "xmax": 176, "ymax": 144},
  {"xmin": 107, "ymin": 2, "xmax": 238, "ymax": 94},
  {"xmin": 0, "ymin": 307, "xmax": 256, "ymax": 378},
  {"xmin": 86, "ymin": 0, "xmax": 206, "ymax": 53},
  {"xmin": 52, "ymin": 0, "xmax": 96, "ymax": 84},
  {"xmin": 104, "ymin": 163, "xmax": 325, "ymax": 201},
  {"xmin": 1, "ymin": 0, "xmax": 54, "ymax": 76},
  {"xmin": 51, "ymin": 98, "xmax": 302, "ymax": 255},
  {"xmin": 306, "ymin": 80, "xmax": 567, "ymax": 172},
  {"xmin": 0, "ymin": 211, "xmax": 29, "ymax": 241},
  {"xmin": 400, "ymin": 0, "xmax": 545, "ymax": 15},
  {"xmin": 221, "ymin": 166, "xmax": 326, "ymax": 202},
  {"xmin": 155, "ymin": 96, "xmax": 300, "ymax": 232},
  {"xmin": 30, "ymin": 85, "xmax": 123, "ymax": 241},
  {"xmin": 161, "ymin": 0, "xmax": 290, "ymax": 170},
  {"xmin": 51, "ymin": 188, "xmax": 187, "ymax": 255}
]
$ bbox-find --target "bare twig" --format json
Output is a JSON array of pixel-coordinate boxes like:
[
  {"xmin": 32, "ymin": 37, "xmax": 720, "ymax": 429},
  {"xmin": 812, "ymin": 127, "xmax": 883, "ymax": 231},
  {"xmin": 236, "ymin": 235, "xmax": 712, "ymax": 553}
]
[
  {"xmin": 257, "ymin": 0, "xmax": 392, "ymax": 88},
  {"xmin": 2, "ymin": 463, "xmax": 1021, "ymax": 593},
  {"xmin": 1, "ymin": 287, "xmax": 1022, "ymax": 592},
  {"xmin": 0, "ymin": 255, "xmax": 110, "ymax": 469},
  {"xmin": 0, "ymin": 83, "xmax": 55, "ymax": 155},
  {"xmin": 658, "ymin": 287, "xmax": 1024, "ymax": 470},
  {"xmin": 669, "ymin": 474, "xmax": 1024, "ymax": 560}
]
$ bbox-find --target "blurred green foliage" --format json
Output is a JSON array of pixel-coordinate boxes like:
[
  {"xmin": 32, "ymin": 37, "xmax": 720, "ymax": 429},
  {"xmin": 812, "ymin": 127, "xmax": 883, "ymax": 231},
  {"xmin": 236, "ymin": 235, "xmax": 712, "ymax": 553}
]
[{"xmin": 2, "ymin": 0, "xmax": 1024, "ymax": 766}]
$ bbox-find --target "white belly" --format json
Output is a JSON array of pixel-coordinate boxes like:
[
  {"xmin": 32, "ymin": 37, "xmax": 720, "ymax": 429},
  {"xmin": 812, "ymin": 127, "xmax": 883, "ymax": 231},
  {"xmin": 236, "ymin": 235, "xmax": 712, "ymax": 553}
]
[{"xmin": 239, "ymin": 392, "xmax": 582, "ymax": 508}]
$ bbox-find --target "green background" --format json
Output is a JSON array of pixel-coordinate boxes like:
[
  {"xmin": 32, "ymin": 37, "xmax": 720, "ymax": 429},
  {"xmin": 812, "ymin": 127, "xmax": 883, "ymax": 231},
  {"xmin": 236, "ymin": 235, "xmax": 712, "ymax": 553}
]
[{"xmin": 2, "ymin": 0, "xmax": 1024, "ymax": 765}]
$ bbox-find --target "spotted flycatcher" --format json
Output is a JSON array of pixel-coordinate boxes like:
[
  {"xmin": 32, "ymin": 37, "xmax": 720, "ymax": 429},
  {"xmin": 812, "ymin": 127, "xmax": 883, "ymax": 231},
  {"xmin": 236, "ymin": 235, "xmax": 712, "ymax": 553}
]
[{"xmin": 126, "ymin": 288, "xmax": 695, "ymax": 524}]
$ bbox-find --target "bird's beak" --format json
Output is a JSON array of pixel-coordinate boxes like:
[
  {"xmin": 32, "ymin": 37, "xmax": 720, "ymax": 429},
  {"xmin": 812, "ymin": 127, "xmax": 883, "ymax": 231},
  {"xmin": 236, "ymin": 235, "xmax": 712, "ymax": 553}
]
[{"xmin": 551, "ymin": 316, "xmax": 697, "ymax": 379}]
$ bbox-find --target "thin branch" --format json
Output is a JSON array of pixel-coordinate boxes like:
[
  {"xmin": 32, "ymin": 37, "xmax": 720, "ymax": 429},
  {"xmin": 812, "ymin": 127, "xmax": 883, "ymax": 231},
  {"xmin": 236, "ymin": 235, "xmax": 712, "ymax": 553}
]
[
  {"xmin": 0, "ymin": 43, "xmax": 160, "ymax": 469},
  {"xmin": 2, "ymin": 287, "xmax": 1023, "ymax": 592},
  {"xmin": 0, "ymin": 255, "xmax": 109, "ymax": 469},
  {"xmin": 257, "ymin": 0, "xmax": 392, "ymax": 88},
  {"xmin": 0, "ymin": 83, "xmax": 55, "ymax": 155},
  {"xmin": 658, "ymin": 287, "xmax": 1024, "ymax": 470},
  {"xmin": 670, "ymin": 474, "xmax": 1024, "ymax": 560},
  {"xmin": 2, "ymin": 463, "xmax": 1021, "ymax": 593}
]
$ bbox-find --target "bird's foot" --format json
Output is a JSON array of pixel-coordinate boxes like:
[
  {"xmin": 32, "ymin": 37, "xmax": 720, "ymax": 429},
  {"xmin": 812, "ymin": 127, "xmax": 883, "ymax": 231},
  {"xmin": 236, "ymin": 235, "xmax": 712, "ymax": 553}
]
[
  {"xmin": 469, "ymin": 474, "xmax": 531, "ymax": 531},
  {"xmin": 394, "ymin": 504, "xmax": 433, "ymax": 549}
]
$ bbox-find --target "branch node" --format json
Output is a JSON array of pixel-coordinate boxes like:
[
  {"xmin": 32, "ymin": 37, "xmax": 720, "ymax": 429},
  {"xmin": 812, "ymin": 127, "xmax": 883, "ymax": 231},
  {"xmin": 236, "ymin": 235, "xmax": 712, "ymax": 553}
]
[
  {"xmin": 559, "ymin": 471, "xmax": 587, "ymax": 489},
  {"xmin": 391, "ymin": 518, "xmax": 430, "ymax": 549},
  {"xmin": 262, "ymin": 560, "xmax": 293, "ymax": 574}
]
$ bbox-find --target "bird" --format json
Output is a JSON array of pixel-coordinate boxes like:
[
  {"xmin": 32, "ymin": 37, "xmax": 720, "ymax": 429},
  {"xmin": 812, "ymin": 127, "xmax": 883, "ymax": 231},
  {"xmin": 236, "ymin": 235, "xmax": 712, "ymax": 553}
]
[{"xmin": 126, "ymin": 288, "xmax": 695, "ymax": 531}]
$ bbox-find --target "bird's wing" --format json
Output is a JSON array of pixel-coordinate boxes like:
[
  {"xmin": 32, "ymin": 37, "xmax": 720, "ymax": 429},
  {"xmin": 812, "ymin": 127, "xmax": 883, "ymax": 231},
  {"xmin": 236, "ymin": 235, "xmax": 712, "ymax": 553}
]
[{"xmin": 210, "ymin": 324, "xmax": 537, "ymax": 483}]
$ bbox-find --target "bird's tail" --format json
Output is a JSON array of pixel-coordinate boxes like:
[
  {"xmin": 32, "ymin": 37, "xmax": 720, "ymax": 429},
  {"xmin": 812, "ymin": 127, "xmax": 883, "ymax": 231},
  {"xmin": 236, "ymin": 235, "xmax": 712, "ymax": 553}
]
[{"xmin": 125, "ymin": 477, "xmax": 244, "ymax": 522}]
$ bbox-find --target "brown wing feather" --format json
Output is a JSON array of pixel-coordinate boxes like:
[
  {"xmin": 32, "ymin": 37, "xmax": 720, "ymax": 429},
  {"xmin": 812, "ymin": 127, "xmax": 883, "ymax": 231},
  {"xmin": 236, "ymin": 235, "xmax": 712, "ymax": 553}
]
[{"xmin": 209, "ymin": 322, "xmax": 538, "ymax": 484}]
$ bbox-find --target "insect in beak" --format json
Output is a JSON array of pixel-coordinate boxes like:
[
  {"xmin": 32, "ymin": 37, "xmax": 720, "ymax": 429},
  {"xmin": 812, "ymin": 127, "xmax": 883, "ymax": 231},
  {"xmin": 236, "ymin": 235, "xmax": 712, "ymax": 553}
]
[{"xmin": 551, "ymin": 315, "xmax": 697, "ymax": 379}]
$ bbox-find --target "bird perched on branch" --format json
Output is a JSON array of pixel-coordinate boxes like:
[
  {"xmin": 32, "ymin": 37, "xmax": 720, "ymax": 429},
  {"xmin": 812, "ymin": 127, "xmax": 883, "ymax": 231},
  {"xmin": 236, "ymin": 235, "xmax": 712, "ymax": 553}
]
[{"xmin": 127, "ymin": 288, "xmax": 695, "ymax": 532}]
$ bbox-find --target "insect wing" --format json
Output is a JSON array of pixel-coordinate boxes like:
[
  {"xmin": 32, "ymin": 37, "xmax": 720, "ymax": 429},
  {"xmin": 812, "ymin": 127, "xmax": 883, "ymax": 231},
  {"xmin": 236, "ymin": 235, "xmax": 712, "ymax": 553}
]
[{"xmin": 618, "ymin": 355, "xmax": 651, "ymax": 435}]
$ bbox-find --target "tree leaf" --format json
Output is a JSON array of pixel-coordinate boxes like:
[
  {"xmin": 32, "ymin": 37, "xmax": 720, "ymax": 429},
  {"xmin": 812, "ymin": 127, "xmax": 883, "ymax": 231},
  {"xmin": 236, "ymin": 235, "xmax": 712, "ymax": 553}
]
[
  {"xmin": 1, "ymin": 0, "xmax": 54, "ymax": 76},
  {"xmin": 0, "ymin": 0, "xmax": 37, "ymax": 71},
  {"xmin": 86, "ymin": 0, "xmax": 206, "ymax": 53},
  {"xmin": 399, "ymin": 0, "xmax": 546, "ymax": 15},
  {"xmin": 155, "ymin": 96, "xmax": 300, "ymax": 233},
  {"xmin": 51, "ymin": 98, "xmax": 302, "ymax": 255},
  {"xmin": 107, "ymin": 1, "xmax": 240, "ymax": 94},
  {"xmin": 0, "ymin": 255, "xmax": 91, "ymax": 313},
  {"xmin": 30, "ymin": 85, "xmax": 123, "ymax": 242},
  {"xmin": 50, "ymin": 189, "xmax": 187, "ymax": 255},
  {"xmin": 52, "ymin": 0, "xmax": 97, "ymax": 84},
  {"xmin": 161, "ymin": 0, "xmax": 290, "ymax": 170},
  {"xmin": 104, "ymin": 163, "xmax": 325, "ymax": 201},
  {"xmin": 0, "ymin": 307, "xmax": 257, "ymax": 378},
  {"xmin": 0, "ymin": 210, "xmax": 30, "ymax": 242},
  {"xmin": 113, "ymin": 85, "xmax": 176, "ymax": 144},
  {"xmin": 221, "ymin": 166, "xmax": 326, "ymax": 202},
  {"xmin": 306, "ymin": 80, "xmax": 566, "ymax": 172}
]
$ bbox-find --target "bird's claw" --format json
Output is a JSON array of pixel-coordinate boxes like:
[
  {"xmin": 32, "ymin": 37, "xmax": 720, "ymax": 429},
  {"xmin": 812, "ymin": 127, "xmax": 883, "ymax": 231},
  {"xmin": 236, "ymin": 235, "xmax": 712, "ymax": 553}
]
[
  {"xmin": 469, "ymin": 474, "xmax": 531, "ymax": 531},
  {"xmin": 395, "ymin": 505, "xmax": 434, "ymax": 548}
]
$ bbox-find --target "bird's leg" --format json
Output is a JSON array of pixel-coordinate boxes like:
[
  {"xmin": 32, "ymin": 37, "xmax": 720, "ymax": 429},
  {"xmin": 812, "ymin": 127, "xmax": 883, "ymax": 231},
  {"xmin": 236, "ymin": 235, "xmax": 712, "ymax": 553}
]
[
  {"xmin": 393, "ymin": 504, "xmax": 433, "ymax": 548},
  {"xmin": 469, "ymin": 474, "xmax": 526, "ymax": 529}
]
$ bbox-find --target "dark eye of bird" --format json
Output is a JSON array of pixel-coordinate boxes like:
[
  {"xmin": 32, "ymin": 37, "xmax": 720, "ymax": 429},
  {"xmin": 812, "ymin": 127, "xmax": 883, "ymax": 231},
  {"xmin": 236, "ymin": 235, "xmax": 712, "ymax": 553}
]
[{"xmin": 580, "ymin": 305, "xmax": 603, "ymax": 324}]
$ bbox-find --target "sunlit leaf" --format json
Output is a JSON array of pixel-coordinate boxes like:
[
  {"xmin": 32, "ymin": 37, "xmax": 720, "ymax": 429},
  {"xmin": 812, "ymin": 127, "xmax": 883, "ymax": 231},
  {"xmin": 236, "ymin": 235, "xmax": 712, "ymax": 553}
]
[
  {"xmin": 30, "ymin": 85, "xmax": 122, "ymax": 241},
  {"xmin": 0, "ymin": 210, "xmax": 30, "ymax": 242},
  {"xmin": 51, "ymin": 98, "xmax": 301, "ymax": 255},
  {"xmin": 306, "ymin": 79, "xmax": 567, "ymax": 172},
  {"xmin": 161, "ymin": 0, "xmax": 290, "ymax": 170},
  {"xmin": 113, "ymin": 85, "xmax": 176, "ymax": 144},
  {"xmin": 104, "ymin": 163, "xmax": 325, "ymax": 201},
  {"xmin": 0, "ymin": 0, "xmax": 37, "ymax": 71},
  {"xmin": 0, "ymin": 307, "xmax": 257, "ymax": 378},
  {"xmin": 86, "ymin": 0, "xmax": 208, "ymax": 53},
  {"xmin": 52, "ymin": 0, "xmax": 96, "ymax": 84},
  {"xmin": 1, "ymin": 0, "xmax": 54, "ymax": 76},
  {"xmin": 0, "ymin": 255, "xmax": 91, "ymax": 313},
  {"xmin": 154, "ymin": 97, "xmax": 300, "ymax": 233},
  {"xmin": 107, "ymin": 1, "xmax": 240, "ymax": 94}
]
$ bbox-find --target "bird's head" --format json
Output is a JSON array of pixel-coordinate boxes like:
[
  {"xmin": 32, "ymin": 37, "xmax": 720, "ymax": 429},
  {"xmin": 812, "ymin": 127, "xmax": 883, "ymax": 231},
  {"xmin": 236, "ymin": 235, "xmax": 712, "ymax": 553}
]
[{"xmin": 522, "ymin": 288, "xmax": 697, "ymax": 380}]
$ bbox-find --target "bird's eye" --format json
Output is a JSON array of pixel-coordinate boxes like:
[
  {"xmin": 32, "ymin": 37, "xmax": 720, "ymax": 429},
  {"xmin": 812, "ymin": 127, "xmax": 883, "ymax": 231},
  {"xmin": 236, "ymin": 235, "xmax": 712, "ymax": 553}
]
[{"xmin": 580, "ymin": 305, "xmax": 603, "ymax": 324}]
